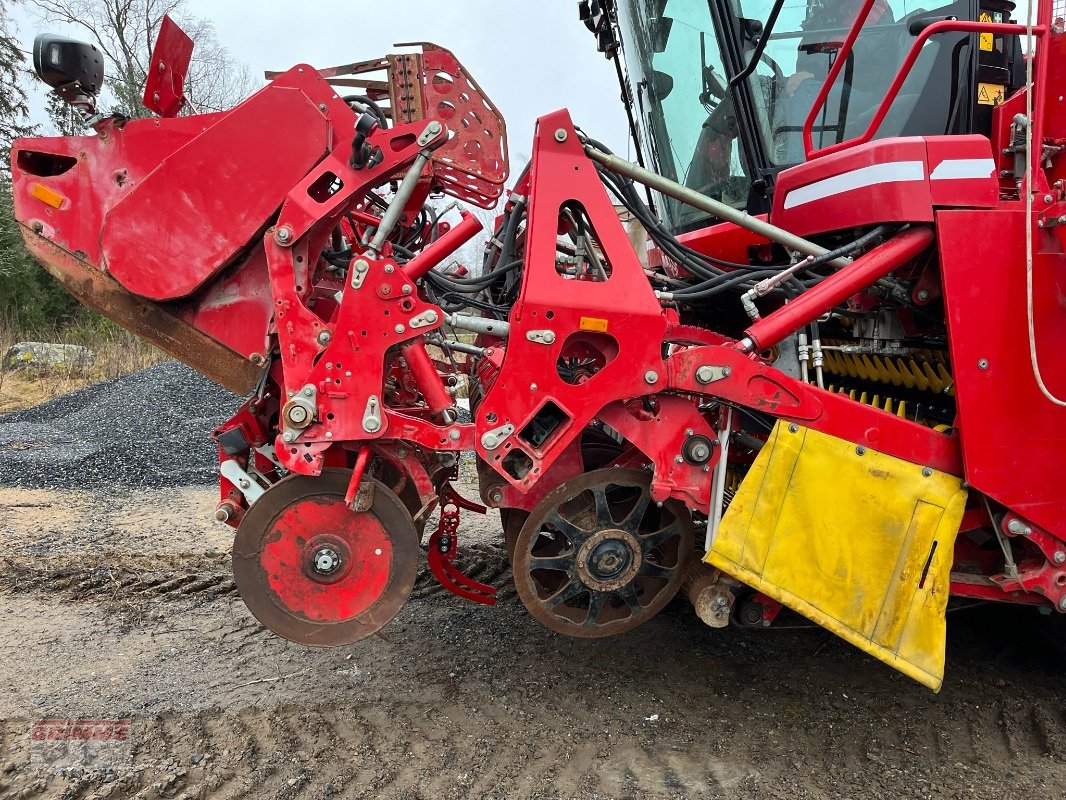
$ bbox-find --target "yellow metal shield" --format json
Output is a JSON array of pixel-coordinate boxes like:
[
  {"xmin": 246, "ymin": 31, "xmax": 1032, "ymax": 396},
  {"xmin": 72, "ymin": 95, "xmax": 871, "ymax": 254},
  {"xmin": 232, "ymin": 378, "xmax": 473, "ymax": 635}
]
[{"xmin": 707, "ymin": 423, "xmax": 966, "ymax": 691}]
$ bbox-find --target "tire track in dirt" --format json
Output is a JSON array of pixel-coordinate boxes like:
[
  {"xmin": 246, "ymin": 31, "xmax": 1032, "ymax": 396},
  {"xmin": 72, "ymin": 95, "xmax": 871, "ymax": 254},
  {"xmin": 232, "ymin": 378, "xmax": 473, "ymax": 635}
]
[
  {"xmin": 2, "ymin": 505, "xmax": 1065, "ymax": 799},
  {"xmin": 0, "ymin": 544, "xmax": 516, "ymax": 607},
  {"xmin": 2, "ymin": 676, "xmax": 1065, "ymax": 799}
]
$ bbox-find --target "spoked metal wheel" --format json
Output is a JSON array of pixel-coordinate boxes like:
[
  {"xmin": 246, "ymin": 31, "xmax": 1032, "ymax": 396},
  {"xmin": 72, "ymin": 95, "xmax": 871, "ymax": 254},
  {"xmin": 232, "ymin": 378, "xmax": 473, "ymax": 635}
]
[
  {"xmin": 512, "ymin": 468, "xmax": 693, "ymax": 638},
  {"xmin": 233, "ymin": 469, "xmax": 419, "ymax": 646},
  {"xmin": 502, "ymin": 427, "xmax": 624, "ymax": 560}
]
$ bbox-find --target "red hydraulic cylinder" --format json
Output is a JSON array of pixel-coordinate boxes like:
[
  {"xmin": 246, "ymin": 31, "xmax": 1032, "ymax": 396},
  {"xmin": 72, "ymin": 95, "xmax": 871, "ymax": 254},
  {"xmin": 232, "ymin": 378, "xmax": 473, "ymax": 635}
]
[
  {"xmin": 400, "ymin": 339, "xmax": 454, "ymax": 415},
  {"xmin": 402, "ymin": 210, "xmax": 483, "ymax": 281},
  {"xmin": 742, "ymin": 225, "xmax": 935, "ymax": 351}
]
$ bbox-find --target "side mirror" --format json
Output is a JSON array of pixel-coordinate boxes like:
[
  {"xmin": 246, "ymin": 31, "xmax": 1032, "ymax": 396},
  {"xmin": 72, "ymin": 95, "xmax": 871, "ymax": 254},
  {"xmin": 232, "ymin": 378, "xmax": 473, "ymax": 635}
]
[
  {"xmin": 649, "ymin": 69, "xmax": 674, "ymax": 102},
  {"xmin": 33, "ymin": 34, "xmax": 105, "ymax": 104}
]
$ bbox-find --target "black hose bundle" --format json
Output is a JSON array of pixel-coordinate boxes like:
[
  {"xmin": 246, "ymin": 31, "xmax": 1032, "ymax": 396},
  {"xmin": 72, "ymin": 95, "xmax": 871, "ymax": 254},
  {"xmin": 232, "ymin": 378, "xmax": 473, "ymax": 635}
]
[{"xmin": 581, "ymin": 133, "xmax": 895, "ymax": 304}]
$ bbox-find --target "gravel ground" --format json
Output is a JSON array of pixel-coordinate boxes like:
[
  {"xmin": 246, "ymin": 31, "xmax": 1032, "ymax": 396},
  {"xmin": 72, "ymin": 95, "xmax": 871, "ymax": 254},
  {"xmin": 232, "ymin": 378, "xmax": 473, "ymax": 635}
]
[
  {"xmin": 0, "ymin": 362, "xmax": 238, "ymax": 490},
  {"xmin": 0, "ymin": 368, "xmax": 1064, "ymax": 798}
]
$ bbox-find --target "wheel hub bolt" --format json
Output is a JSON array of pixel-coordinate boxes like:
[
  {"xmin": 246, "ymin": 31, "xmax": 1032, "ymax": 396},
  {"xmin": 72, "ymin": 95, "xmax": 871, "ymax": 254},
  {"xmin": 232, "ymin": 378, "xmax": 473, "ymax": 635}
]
[
  {"xmin": 588, "ymin": 539, "xmax": 631, "ymax": 580},
  {"xmin": 682, "ymin": 435, "xmax": 715, "ymax": 465},
  {"xmin": 312, "ymin": 546, "xmax": 341, "ymax": 575}
]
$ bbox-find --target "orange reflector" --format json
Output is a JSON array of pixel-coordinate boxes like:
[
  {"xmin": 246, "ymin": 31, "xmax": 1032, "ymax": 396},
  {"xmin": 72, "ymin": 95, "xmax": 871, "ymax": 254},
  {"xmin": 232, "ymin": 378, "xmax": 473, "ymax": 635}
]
[
  {"xmin": 30, "ymin": 183, "xmax": 65, "ymax": 209},
  {"xmin": 579, "ymin": 317, "xmax": 608, "ymax": 332}
]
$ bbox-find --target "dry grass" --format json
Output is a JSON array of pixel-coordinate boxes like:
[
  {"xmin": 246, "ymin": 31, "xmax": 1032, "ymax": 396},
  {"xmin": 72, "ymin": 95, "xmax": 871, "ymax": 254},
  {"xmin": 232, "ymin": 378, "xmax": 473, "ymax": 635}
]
[{"xmin": 0, "ymin": 316, "xmax": 166, "ymax": 414}]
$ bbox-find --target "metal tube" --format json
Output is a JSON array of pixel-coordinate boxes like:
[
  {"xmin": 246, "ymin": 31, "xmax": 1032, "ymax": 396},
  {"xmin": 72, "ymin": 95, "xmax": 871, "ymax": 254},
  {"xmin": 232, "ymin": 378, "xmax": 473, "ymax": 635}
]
[
  {"xmin": 582, "ymin": 145, "xmax": 853, "ymax": 269},
  {"xmin": 403, "ymin": 211, "xmax": 484, "ymax": 281},
  {"xmin": 706, "ymin": 407, "xmax": 733, "ymax": 551},
  {"xmin": 444, "ymin": 313, "xmax": 510, "ymax": 338},
  {"xmin": 442, "ymin": 340, "xmax": 487, "ymax": 357},
  {"xmin": 400, "ymin": 339, "xmax": 455, "ymax": 417},
  {"xmin": 743, "ymin": 225, "xmax": 934, "ymax": 352},
  {"xmin": 367, "ymin": 149, "xmax": 431, "ymax": 257}
]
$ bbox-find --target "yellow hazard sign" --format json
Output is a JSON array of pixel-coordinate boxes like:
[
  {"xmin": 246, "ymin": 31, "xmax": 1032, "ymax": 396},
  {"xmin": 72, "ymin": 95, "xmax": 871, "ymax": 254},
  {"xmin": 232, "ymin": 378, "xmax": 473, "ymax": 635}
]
[
  {"xmin": 977, "ymin": 82, "xmax": 1005, "ymax": 105},
  {"xmin": 979, "ymin": 12, "xmax": 994, "ymax": 51}
]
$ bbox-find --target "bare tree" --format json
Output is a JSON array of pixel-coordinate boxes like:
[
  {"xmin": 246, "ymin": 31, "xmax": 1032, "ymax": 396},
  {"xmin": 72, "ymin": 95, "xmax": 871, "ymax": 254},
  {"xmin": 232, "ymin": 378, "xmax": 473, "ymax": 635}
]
[{"xmin": 26, "ymin": 0, "xmax": 253, "ymax": 120}]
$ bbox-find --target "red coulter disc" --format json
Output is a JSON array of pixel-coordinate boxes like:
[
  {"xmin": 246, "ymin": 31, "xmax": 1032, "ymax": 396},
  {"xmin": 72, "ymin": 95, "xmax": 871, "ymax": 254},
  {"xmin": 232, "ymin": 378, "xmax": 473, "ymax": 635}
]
[{"xmin": 233, "ymin": 470, "xmax": 419, "ymax": 646}]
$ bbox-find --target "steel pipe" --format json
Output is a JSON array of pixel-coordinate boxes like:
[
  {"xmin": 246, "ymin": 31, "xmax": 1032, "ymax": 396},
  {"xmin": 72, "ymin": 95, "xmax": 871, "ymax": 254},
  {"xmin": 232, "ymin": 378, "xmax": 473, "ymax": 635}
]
[
  {"xmin": 403, "ymin": 210, "xmax": 484, "ymax": 281},
  {"xmin": 742, "ymin": 225, "xmax": 935, "ymax": 352},
  {"xmin": 367, "ymin": 150, "xmax": 431, "ymax": 257},
  {"xmin": 582, "ymin": 144, "xmax": 853, "ymax": 269}
]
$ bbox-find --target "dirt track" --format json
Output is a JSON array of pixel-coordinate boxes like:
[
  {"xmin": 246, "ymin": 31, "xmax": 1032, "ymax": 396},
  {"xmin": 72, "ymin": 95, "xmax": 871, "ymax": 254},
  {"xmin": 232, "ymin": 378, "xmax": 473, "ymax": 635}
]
[{"xmin": 0, "ymin": 481, "xmax": 1064, "ymax": 800}]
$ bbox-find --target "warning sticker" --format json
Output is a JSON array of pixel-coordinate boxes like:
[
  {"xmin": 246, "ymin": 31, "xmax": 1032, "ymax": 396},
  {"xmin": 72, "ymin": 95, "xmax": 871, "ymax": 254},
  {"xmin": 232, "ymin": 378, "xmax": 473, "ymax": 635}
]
[
  {"xmin": 979, "ymin": 12, "xmax": 994, "ymax": 51},
  {"xmin": 579, "ymin": 316, "xmax": 609, "ymax": 332},
  {"xmin": 977, "ymin": 82, "xmax": 1005, "ymax": 105}
]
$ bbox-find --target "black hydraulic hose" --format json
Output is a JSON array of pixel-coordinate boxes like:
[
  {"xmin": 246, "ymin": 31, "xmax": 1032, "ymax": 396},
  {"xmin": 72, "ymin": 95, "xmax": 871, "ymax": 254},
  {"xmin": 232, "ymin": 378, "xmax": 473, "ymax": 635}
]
[
  {"xmin": 600, "ymin": 171, "xmax": 720, "ymax": 278},
  {"xmin": 343, "ymin": 94, "xmax": 388, "ymax": 128},
  {"xmin": 671, "ymin": 268, "xmax": 783, "ymax": 300},
  {"xmin": 498, "ymin": 200, "xmax": 525, "ymax": 266},
  {"xmin": 806, "ymin": 224, "xmax": 891, "ymax": 268},
  {"xmin": 425, "ymin": 260, "xmax": 523, "ymax": 292},
  {"xmin": 609, "ymin": 50, "xmax": 656, "ymax": 210},
  {"xmin": 424, "ymin": 204, "xmax": 440, "ymax": 243},
  {"xmin": 598, "ymin": 166, "xmax": 757, "ymax": 276},
  {"xmin": 670, "ymin": 224, "xmax": 895, "ymax": 300}
]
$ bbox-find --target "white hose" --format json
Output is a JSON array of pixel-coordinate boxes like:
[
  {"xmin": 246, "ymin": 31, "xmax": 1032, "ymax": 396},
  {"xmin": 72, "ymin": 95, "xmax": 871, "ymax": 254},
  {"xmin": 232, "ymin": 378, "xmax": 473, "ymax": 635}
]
[
  {"xmin": 1025, "ymin": 0, "xmax": 1066, "ymax": 405},
  {"xmin": 706, "ymin": 407, "xmax": 733, "ymax": 551}
]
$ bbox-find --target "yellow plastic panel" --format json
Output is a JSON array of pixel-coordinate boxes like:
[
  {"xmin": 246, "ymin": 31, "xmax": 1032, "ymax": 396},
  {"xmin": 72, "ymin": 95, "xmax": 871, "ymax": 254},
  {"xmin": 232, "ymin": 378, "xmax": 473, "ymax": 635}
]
[{"xmin": 707, "ymin": 423, "xmax": 966, "ymax": 691}]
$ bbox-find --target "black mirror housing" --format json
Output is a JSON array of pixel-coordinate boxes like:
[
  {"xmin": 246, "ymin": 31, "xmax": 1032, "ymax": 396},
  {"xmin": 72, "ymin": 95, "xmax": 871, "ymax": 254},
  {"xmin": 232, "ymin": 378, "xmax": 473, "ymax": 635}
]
[{"xmin": 33, "ymin": 34, "xmax": 105, "ymax": 102}]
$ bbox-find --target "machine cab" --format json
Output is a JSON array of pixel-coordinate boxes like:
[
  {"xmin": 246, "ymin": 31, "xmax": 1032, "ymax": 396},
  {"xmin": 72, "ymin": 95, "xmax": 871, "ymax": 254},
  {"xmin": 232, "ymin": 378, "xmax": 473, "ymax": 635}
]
[{"xmin": 590, "ymin": 0, "xmax": 1025, "ymax": 232}]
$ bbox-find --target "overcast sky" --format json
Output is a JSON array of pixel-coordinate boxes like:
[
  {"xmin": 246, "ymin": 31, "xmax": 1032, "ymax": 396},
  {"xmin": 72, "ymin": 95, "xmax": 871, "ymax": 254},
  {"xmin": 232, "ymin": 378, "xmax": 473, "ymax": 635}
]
[{"xmin": 11, "ymin": 0, "xmax": 633, "ymax": 169}]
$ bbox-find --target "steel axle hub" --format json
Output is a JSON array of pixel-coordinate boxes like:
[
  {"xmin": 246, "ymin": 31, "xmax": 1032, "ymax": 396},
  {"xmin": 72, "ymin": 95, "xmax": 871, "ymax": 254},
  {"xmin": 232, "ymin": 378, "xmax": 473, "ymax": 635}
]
[
  {"xmin": 589, "ymin": 538, "xmax": 629, "ymax": 578},
  {"xmin": 313, "ymin": 547, "xmax": 340, "ymax": 574},
  {"xmin": 303, "ymin": 536, "xmax": 349, "ymax": 583},
  {"xmin": 578, "ymin": 528, "xmax": 642, "ymax": 592}
]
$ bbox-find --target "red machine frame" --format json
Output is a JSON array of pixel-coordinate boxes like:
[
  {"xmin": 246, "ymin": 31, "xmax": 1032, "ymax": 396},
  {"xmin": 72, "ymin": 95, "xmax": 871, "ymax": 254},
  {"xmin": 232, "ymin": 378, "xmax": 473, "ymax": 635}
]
[{"xmin": 9, "ymin": 0, "xmax": 1066, "ymax": 651}]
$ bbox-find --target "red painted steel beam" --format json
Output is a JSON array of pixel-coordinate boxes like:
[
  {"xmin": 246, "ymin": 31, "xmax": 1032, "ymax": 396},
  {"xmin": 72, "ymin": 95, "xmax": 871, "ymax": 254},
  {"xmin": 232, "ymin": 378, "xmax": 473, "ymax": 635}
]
[
  {"xmin": 400, "ymin": 339, "xmax": 453, "ymax": 415},
  {"xmin": 668, "ymin": 344, "xmax": 962, "ymax": 474},
  {"xmin": 402, "ymin": 210, "xmax": 483, "ymax": 280},
  {"xmin": 743, "ymin": 226, "xmax": 934, "ymax": 352}
]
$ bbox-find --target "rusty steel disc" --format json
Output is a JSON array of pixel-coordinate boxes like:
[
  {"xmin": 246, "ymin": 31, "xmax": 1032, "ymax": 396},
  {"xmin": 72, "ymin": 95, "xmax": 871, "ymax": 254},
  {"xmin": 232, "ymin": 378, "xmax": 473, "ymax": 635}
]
[
  {"xmin": 512, "ymin": 468, "xmax": 693, "ymax": 638},
  {"xmin": 233, "ymin": 469, "xmax": 419, "ymax": 646}
]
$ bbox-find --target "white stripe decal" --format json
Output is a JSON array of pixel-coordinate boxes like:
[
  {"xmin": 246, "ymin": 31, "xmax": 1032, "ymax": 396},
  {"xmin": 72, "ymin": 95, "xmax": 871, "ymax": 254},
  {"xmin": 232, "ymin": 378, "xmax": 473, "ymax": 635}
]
[
  {"xmin": 928, "ymin": 157, "xmax": 996, "ymax": 180},
  {"xmin": 783, "ymin": 160, "xmax": 925, "ymax": 210}
]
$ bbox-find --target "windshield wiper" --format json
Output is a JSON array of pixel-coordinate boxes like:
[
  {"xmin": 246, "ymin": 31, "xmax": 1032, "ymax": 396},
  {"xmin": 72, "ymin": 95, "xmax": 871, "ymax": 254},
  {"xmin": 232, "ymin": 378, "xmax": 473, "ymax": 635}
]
[{"xmin": 728, "ymin": 0, "xmax": 786, "ymax": 89}]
